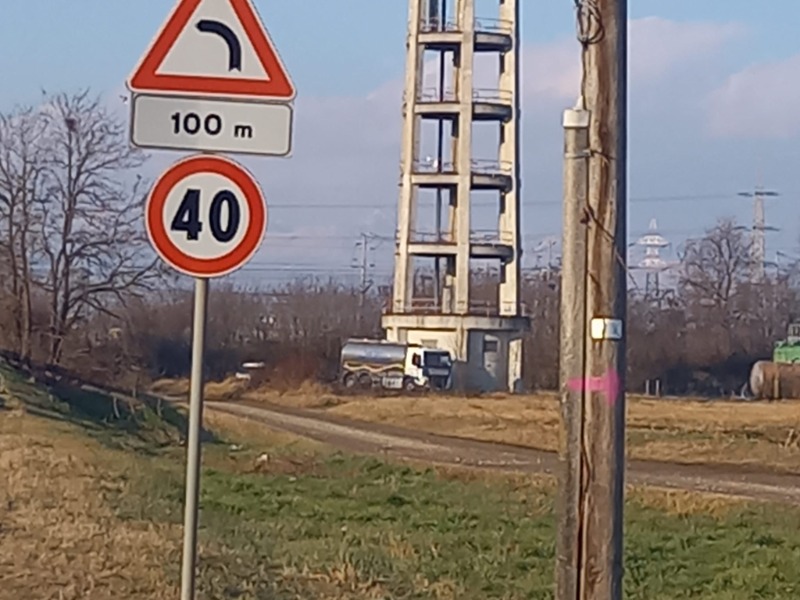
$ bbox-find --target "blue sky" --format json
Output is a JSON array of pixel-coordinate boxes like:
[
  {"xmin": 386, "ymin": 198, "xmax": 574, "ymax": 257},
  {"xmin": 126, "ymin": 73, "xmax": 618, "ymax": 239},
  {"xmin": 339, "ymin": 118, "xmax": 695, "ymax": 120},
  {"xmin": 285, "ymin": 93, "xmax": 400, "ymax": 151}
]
[
  {"xmin": 2, "ymin": 1, "xmax": 798, "ymax": 99},
  {"xmin": 1, "ymin": 1, "xmax": 800, "ymax": 282}
]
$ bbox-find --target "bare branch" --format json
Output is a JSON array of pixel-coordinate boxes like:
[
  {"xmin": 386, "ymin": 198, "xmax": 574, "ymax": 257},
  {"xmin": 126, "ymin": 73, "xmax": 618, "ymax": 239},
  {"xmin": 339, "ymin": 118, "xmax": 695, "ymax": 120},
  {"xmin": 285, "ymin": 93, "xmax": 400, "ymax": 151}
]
[{"xmin": 19, "ymin": 90, "xmax": 162, "ymax": 362}]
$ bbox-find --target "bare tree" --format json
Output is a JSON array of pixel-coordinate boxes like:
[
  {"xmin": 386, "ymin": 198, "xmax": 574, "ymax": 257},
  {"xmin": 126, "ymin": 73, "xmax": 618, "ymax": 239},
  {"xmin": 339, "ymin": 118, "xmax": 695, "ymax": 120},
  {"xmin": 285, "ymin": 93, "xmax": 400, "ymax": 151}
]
[
  {"xmin": 0, "ymin": 107, "xmax": 50, "ymax": 360},
  {"xmin": 679, "ymin": 218, "xmax": 752, "ymax": 309},
  {"xmin": 33, "ymin": 91, "xmax": 161, "ymax": 363}
]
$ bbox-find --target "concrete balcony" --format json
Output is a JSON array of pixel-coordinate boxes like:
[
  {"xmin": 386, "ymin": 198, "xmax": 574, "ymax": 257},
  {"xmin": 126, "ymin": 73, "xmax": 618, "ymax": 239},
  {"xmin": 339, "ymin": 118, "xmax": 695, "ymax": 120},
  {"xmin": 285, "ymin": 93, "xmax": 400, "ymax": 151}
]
[
  {"xmin": 408, "ymin": 159, "xmax": 514, "ymax": 192},
  {"xmin": 415, "ymin": 88, "xmax": 513, "ymax": 122},
  {"xmin": 409, "ymin": 160, "xmax": 460, "ymax": 189},
  {"xmin": 470, "ymin": 159, "xmax": 513, "ymax": 191},
  {"xmin": 382, "ymin": 299, "xmax": 531, "ymax": 330},
  {"xmin": 469, "ymin": 230, "xmax": 516, "ymax": 259},
  {"xmin": 417, "ymin": 18, "xmax": 514, "ymax": 53},
  {"xmin": 405, "ymin": 299, "xmax": 526, "ymax": 316},
  {"xmin": 402, "ymin": 230, "xmax": 516, "ymax": 261},
  {"xmin": 473, "ymin": 89, "xmax": 514, "ymax": 121},
  {"xmin": 474, "ymin": 18, "xmax": 514, "ymax": 52},
  {"xmin": 406, "ymin": 232, "xmax": 458, "ymax": 257},
  {"xmin": 418, "ymin": 18, "xmax": 461, "ymax": 50}
]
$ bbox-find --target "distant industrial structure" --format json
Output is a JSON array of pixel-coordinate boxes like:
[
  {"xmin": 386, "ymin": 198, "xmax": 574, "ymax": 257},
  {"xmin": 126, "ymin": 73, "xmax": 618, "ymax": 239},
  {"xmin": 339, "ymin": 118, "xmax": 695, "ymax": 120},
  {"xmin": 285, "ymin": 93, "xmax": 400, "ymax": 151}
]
[
  {"xmin": 382, "ymin": 0, "xmax": 529, "ymax": 392},
  {"xmin": 629, "ymin": 219, "xmax": 676, "ymax": 300},
  {"xmin": 738, "ymin": 186, "xmax": 780, "ymax": 282}
]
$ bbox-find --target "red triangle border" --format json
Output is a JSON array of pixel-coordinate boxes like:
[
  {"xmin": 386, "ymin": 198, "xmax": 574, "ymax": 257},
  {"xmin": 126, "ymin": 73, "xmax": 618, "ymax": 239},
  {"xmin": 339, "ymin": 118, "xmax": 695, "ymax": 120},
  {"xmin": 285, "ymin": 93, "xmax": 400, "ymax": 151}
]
[{"xmin": 129, "ymin": 0, "xmax": 295, "ymax": 100}]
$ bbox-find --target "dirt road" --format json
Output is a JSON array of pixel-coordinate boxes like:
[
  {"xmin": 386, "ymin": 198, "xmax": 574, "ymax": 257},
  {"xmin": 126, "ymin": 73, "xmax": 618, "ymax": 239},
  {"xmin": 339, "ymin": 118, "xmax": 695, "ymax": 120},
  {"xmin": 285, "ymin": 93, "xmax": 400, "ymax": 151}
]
[{"xmin": 208, "ymin": 400, "xmax": 800, "ymax": 505}]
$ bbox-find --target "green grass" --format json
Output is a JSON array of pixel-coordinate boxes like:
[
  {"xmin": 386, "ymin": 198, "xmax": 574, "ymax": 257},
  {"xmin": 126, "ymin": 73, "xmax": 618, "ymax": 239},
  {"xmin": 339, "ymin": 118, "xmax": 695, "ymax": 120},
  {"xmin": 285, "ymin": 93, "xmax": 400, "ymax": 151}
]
[
  {"xmin": 114, "ymin": 442, "xmax": 800, "ymax": 599},
  {"xmin": 3, "ymin": 359, "xmax": 800, "ymax": 598}
]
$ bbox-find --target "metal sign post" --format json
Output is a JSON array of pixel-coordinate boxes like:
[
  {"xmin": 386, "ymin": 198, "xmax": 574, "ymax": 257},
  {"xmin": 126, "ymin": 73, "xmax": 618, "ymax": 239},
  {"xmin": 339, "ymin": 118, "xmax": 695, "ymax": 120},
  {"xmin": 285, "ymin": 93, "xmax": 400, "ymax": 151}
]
[{"xmin": 180, "ymin": 277, "xmax": 209, "ymax": 600}]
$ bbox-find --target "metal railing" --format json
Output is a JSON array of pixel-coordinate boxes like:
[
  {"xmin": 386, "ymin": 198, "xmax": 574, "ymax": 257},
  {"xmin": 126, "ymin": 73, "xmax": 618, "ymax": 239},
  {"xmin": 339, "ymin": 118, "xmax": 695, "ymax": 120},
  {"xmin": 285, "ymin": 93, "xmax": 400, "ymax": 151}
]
[
  {"xmin": 409, "ymin": 230, "xmax": 455, "ymax": 243},
  {"xmin": 419, "ymin": 18, "xmax": 460, "ymax": 34},
  {"xmin": 391, "ymin": 298, "xmax": 529, "ymax": 317},
  {"xmin": 416, "ymin": 88, "xmax": 513, "ymax": 104},
  {"xmin": 410, "ymin": 159, "xmax": 513, "ymax": 176},
  {"xmin": 471, "ymin": 159, "xmax": 513, "ymax": 175},
  {"xmin": 405, "ymin": 231, "xmax": 515, "ymax": 245},
  {"xmin": 412, "ymin": 159, "xmax": 456, "ymax": 174},
  {"xmin": 417, "ymin": 87, "xmax": 458, "ymax": 103},
  {"xmin": 473, "ymin": 88, "xmax": 513, "ymax": 103},
  {"xmin": 470, "ymin": 229, "xmax": 515, "ymax": 245},
  {"xmin": 474, "ymin": 18, "xmax": 514, "ymax": 34},
  {"xmin": 418, "ymin": 17, "xmax": 514, "ymax": 35}
]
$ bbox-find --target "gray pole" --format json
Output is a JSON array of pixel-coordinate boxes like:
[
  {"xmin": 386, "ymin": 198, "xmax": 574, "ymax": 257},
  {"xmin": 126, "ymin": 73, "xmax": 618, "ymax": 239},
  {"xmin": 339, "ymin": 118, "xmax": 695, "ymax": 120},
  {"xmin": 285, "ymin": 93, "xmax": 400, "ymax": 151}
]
[
  {"xmin": 556, "ymin": 98, "xmax": 590, "ymax": 600},
  {"xmin": 180, "ymin": 276, "xmax": 209, "ymax": 600},
  {"xmin": 558, "ymin": 0, "xmax": 628, "ymax": 598}
]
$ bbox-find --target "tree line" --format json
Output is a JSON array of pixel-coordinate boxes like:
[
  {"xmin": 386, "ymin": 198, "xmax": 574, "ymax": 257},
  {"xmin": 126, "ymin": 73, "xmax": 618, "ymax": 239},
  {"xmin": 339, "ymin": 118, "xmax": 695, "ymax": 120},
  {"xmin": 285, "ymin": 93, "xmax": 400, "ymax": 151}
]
[{"xmin": 0, "ymin": 91, "xmax": 795, "ymax": 397}]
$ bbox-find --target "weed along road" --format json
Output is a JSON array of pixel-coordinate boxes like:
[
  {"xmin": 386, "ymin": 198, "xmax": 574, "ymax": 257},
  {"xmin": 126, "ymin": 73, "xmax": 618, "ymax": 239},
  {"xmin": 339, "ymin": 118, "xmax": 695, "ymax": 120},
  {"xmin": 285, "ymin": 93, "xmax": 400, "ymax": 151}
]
[{"xmin": 201, "ymin": 399, "xmax": 800, "ymax": 506}]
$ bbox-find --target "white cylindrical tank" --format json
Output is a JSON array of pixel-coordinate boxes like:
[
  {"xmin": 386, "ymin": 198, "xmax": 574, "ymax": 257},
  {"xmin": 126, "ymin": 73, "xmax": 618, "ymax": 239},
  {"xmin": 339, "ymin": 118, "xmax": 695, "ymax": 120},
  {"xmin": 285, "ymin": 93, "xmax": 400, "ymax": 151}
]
[
  {"xmin": 340, "ymin": 340, "xmax": 408, "ymax": 367},
  {"xmin": 749, "ymin": 360, "xmax": 800, "ymax": 400}
]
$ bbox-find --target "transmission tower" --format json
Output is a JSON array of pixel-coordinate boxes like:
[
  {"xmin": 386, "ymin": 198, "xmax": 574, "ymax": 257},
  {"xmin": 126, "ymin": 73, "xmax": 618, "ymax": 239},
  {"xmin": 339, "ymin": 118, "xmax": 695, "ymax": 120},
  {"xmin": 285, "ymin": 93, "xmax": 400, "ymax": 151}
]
[
  {"xmin": 738, "ymin": 186, "xmax": 779, "ymax": 281},
  {"xmin": 352, "ymin": 233, "xmax": 378, "ymax": 323},
  {"xmin": 382, "ymin": 0, "xmax": 528, "ymax": 392},
  {"xmin": 632, "ymin": 219, "xmax": 671, "ymax": 299}
]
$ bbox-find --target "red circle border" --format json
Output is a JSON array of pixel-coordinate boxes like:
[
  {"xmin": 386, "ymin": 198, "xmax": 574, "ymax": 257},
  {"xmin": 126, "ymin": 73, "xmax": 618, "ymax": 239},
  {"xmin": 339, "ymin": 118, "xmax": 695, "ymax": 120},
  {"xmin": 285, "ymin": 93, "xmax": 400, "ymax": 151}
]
[{"xmin": 146, "ymin": 154, "xmax": 267, "ymax": 278}]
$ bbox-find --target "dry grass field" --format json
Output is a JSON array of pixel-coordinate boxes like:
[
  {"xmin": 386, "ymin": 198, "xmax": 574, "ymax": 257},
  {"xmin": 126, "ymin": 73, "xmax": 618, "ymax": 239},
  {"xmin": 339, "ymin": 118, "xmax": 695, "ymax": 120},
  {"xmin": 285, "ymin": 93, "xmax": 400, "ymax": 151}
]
[
  {"xmin": 151, "ymin": 375, "xmax": 800, "ymax": 473},
  {"xmin": 0, "ymin": 377, "xmax": 181, "ymax": 599},
  {"xmin": 5, "ymin": 366, "xmax": 800, "ymax": 598}
]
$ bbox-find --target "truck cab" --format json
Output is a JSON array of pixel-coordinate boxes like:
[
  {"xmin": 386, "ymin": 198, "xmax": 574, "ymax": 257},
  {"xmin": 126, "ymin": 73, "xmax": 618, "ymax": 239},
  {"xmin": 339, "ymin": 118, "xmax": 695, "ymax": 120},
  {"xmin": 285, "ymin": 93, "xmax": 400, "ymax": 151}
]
[{"xmin": 405, "ymin": 347, "xmax": 452, "ymax": 391}]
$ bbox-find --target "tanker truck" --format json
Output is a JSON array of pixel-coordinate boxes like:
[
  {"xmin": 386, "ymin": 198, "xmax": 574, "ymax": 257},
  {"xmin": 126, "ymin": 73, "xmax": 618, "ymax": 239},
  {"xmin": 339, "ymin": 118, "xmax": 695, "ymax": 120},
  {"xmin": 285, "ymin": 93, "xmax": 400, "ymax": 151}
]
[
  {"xmin": 339, "ymin": 339, "xmax": 453, "ymax": 392},
  {"xmin": 749, "ymin": 322, "xmax": 800, "ymax": 400}
]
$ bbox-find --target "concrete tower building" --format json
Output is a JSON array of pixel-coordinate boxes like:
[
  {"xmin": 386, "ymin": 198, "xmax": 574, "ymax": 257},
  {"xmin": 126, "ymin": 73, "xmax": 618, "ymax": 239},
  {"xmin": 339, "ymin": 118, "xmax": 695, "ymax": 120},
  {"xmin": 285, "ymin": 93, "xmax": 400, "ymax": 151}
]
[{"xmin": 382, "ymin": 0, "xmax": 529, "ymax": 392}]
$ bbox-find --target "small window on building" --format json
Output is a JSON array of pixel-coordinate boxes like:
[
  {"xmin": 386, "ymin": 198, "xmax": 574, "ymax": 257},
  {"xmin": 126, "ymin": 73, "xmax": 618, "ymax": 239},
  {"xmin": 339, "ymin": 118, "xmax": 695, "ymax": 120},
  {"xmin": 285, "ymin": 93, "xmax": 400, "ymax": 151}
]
[{"xmin": 483, "ymin": 339, "xmax": 498, "ymax": 353}]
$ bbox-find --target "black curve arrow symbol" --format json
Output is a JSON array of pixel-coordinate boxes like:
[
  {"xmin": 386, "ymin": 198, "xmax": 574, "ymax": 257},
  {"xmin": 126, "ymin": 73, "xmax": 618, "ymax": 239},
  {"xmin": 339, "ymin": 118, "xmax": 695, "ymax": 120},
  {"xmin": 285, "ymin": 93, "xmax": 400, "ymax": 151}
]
[{"xmin": 196, "ymin": 20, "xmax": 242, "ymax": 71}]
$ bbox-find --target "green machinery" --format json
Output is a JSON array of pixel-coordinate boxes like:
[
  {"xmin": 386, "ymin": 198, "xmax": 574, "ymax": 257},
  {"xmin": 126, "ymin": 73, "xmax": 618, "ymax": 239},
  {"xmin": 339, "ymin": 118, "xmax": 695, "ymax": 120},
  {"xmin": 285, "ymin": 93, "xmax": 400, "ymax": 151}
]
[
  {"xmin": 749, "ymin": 322, "xmax": 800, "ymax": 399},
  {"xmin": 772, "ymin": 322, "xmax": 800, "ymax": 363}
]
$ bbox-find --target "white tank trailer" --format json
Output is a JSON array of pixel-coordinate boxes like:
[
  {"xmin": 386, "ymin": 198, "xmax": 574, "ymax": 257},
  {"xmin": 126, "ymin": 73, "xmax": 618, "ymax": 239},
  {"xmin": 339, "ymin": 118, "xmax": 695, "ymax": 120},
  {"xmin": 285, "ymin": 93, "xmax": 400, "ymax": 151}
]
[{"xmin": 339, "ymin": 339, "xmax": 453, "ymax": 392}]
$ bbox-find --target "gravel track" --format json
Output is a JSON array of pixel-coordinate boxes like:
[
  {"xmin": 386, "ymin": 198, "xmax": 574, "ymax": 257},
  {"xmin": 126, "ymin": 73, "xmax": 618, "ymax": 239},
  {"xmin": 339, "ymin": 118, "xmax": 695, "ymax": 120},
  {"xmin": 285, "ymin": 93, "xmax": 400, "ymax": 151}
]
[{"xmin": 208, "ymin": 400, "xmax": 800, "ymax": 505}]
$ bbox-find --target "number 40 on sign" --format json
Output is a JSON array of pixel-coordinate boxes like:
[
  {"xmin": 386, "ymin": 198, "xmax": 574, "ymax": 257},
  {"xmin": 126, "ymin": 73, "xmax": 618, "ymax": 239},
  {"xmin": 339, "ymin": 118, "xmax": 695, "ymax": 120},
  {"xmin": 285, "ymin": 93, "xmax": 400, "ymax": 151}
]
[
  {"xmin": 172, "ymin": 188, "xmax": 240, "ymax": 243},
  {"xmin": 145, "ymin": 154, "xmax": 267, "ymax": 278}
]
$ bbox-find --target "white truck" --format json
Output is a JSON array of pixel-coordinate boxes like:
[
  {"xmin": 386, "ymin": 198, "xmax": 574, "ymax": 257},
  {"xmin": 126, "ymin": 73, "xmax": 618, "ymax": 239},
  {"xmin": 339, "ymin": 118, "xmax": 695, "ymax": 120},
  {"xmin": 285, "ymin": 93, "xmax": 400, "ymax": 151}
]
[{"xmin": 339, "ymin": 339, "xmax": 453, "ymax": 392}]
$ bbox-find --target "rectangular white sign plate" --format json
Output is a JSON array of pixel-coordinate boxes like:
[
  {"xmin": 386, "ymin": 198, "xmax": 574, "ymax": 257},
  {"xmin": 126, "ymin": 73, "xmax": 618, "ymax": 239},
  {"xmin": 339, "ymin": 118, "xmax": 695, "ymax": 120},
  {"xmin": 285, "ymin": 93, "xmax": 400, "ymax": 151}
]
[
  {"xmin": 130, "ymin": 94, "xmax": 293, "ymax": 157},
  {"xmin": 590, "ymin": 317, "xmax": 623, "ymax": 341}
]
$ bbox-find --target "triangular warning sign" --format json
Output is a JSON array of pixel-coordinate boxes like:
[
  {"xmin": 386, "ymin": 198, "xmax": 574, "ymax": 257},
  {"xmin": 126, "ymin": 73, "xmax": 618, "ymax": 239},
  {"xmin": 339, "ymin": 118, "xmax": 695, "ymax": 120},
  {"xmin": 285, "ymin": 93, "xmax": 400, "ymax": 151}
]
[{"xmin": 128, "ymin": 0, "xmax": 295, "ymax": 100}]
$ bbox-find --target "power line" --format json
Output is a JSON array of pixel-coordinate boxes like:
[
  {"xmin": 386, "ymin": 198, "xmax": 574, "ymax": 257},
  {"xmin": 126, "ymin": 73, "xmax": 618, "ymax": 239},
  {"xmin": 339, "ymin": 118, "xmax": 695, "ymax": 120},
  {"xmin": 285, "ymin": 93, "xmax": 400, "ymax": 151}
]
[
  {"xmin": 259, "ymin": 226, "xmax": 725, "ymax": 243},
  {"xmin": 262, "ymin": 192, "xmax": 784, "ymax": 210},
  {"xmin": 237, "ymin": 222, "xmax": 800, "ymax": 276}
]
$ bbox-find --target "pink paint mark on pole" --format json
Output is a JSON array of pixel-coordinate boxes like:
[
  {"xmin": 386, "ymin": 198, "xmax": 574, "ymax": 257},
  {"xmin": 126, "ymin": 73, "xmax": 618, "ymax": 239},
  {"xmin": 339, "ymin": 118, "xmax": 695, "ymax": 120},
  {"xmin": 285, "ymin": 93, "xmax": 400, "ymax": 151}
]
[{"xmin": 567, "ymin": 370, "xmax": 621, "ymax": 406}]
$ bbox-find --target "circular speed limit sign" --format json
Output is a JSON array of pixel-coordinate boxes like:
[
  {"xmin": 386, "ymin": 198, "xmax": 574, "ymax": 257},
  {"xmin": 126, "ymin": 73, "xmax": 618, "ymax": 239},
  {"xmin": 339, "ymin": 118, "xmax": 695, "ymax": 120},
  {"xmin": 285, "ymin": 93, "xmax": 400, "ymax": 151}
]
[{"xmin": 146, "ymin": 154, "xmax": 267, "ymax": 278}]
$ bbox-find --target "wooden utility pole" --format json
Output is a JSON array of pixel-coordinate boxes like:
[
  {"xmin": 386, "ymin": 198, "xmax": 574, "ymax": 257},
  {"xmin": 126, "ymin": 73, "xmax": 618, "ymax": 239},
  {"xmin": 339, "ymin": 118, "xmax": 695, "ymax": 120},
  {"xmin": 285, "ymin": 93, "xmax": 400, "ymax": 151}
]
[{"xmin": 556, "ymin": 0, "xmax": 627, "ymax": 599}]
